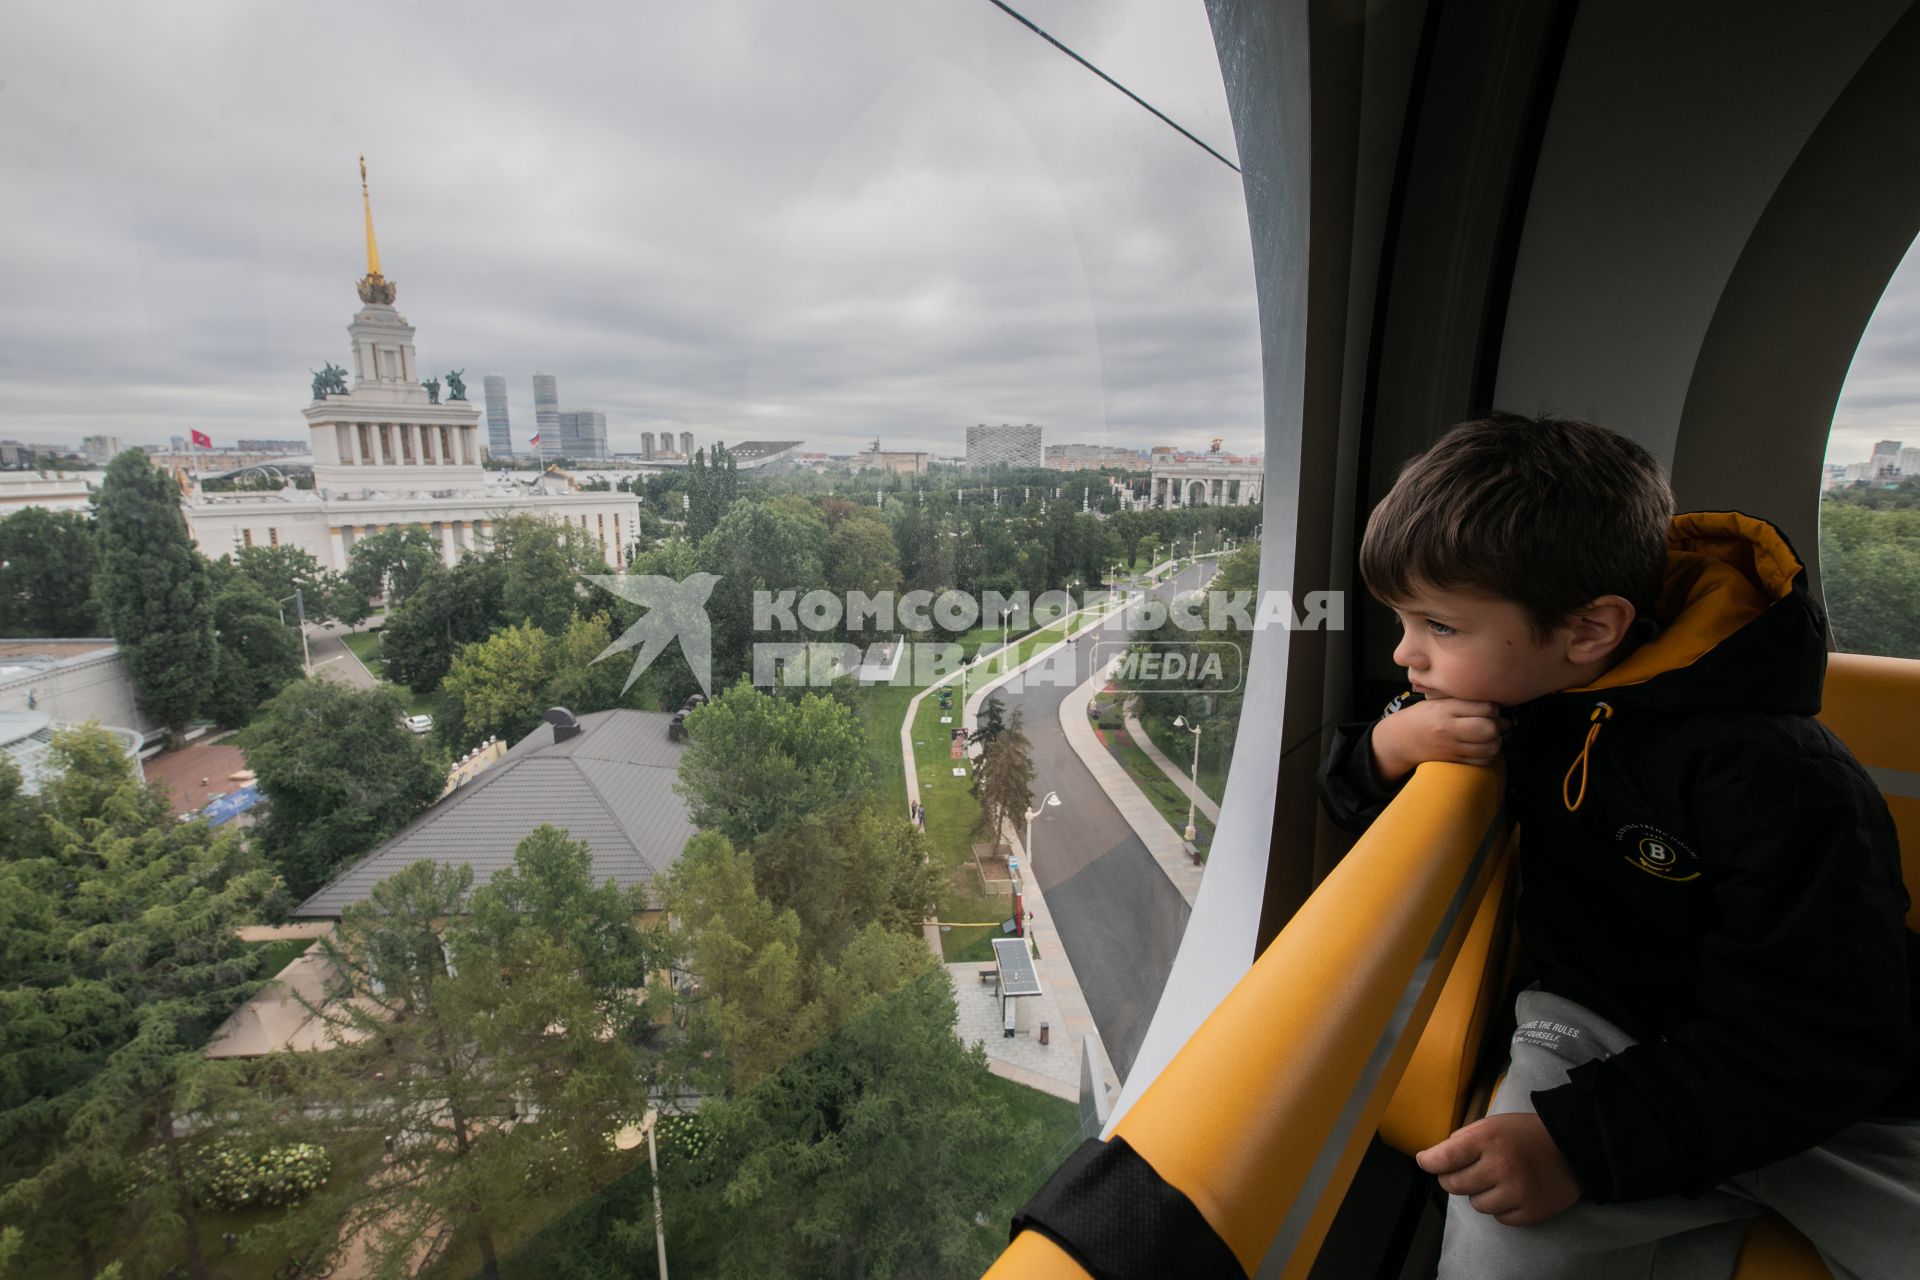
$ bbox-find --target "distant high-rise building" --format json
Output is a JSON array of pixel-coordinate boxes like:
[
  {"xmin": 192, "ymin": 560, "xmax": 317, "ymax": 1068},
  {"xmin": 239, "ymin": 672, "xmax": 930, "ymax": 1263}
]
[
  {"xmin": 966, "ymin": 422, "xmax": 1044, "ymax": 470},
  {"xmin": 532, "ymin": 373, "xmax": 560, "ymax": 460},
  {"xmin": 680, "ymin": 431, "xmax": 695, "ymax": 458},
  {"xmin": 640, "ymin": 432, "xmax": 655, "ymax": 461},
  {"xmin": 1900, "ymin": 446, "xmax": 1920, "ymax": 477},
  {"xmin": 81, "ymin": 435, "xmax": 123, "ymax": 464},
  {"xmin": 558, "ymin": 409, "xmax": 609, "ymax": 462},
  {"xmin": 483, "ymin": 374, "xmax": 512, "ymax": 458}
]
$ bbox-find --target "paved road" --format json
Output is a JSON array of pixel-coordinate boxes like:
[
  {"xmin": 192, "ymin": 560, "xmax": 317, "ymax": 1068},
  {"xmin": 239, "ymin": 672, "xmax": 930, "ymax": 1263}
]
[
  {"xmin": 1000, "ymin": 560, "xmax": 1217, "ymax": 1081},
  {"xmin": 305, "ymin": 616, "xmax": 383, "ymax": 691}
]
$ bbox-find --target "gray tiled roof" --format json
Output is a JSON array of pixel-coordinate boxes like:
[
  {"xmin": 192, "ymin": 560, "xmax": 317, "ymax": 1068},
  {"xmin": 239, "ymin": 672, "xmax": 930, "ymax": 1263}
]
[{"xmin": 293, "ymin": 710, "xmax": 696, "ymax": 918}]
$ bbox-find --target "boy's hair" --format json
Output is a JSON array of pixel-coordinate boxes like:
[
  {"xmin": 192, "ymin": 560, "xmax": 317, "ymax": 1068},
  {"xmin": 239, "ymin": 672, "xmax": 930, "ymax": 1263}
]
[{"xmin": 1360, "ymin": 413, "xmax": 1673, "ymax": 637}]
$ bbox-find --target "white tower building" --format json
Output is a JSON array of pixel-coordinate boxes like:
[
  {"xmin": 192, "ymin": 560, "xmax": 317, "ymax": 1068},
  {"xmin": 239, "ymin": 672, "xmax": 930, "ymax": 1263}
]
[{"xmin": 181, "ymin": 159, "xmax": 637, "ymax": 574}]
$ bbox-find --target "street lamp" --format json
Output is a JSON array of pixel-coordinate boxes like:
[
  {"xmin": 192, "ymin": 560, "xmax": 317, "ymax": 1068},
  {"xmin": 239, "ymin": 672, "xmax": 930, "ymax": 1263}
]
[
  {"xmin": 1024, "ymin": 791, "xmax": 1062, "ymax": 861},
  {"xmin": 1001, "ymin": 605, "xmax": 1012, "ymax": 674},
  {"xmin": 276, "ymin": 589, "xmax": 314, "ymax": 675},
  {"xmin": 1172, "ymin": 716, "xmax": 1203, "ymax": 843},
  {"xmin": 613, "ymin": 1108, "xmax": 669, "ymax": 1279}
]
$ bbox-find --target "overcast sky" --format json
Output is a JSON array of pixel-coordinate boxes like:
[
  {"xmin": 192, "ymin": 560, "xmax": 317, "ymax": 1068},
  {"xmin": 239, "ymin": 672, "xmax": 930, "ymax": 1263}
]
[
  {"xmin": 0, "ymin": 0, "xmax": 1259, "ymax": 459},
  {"xmin": 1831, "ymin": 232, "xmax": 1920, "ymax": 466},
  {"xmin": 2, "ymin": 1, "xmax": 1913, "ymax": 466}
]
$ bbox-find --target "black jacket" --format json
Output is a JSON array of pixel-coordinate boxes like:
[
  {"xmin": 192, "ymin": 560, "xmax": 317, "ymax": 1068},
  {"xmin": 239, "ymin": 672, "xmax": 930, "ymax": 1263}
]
[{"xmin": 1320, "ymin": 512, "xmax": 1918, "ymax": 1203}]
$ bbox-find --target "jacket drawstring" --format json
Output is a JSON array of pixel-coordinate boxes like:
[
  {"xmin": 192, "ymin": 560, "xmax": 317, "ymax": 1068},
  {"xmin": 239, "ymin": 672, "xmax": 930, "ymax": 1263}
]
[{"xmin": 1563, "ymin": 702, "xmax": 1613, "ymax": 812}]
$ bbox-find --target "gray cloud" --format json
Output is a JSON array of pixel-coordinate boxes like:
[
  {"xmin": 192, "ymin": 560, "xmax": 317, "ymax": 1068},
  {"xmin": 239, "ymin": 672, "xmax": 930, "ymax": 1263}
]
[
  {"xmin": 0, "ymin": 0, "xmax": 1258, "ymax": 457},
  {"xmin": 8, "ymin": 0, "xmax": 1910, "ymax": 471}
]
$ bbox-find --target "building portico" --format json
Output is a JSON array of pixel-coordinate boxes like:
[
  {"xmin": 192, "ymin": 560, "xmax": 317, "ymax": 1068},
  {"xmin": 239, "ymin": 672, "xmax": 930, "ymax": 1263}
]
[{"xmin": 1148, "ymin": 459, "xmax": 1263, "ymax": 508}]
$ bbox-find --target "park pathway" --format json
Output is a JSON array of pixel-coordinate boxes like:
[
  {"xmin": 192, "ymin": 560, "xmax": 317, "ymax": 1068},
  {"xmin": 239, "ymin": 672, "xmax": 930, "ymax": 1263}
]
[{"xmin": 1122, "ymin": 707, "xmax": 1223, "ymax": 825}]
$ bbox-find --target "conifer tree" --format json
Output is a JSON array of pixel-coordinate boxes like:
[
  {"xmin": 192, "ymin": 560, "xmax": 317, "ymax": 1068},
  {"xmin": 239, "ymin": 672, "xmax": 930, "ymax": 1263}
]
[
  {"xmin": 0, "ymin": 726, "xmax": 280, "ymax": 1278},
  {"xmin": 94, "ymin": 451, "xmax": 215, "ymax": 730}
]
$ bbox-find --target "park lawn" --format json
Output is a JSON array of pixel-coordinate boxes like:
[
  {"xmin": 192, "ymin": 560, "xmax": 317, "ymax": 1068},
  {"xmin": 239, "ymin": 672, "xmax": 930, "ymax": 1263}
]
[
  {"xmin": 340, "ymin": 629, "xmax": 437, "ymax": 718},
  {"xmin": 1136, "ymin": 715, "xmax": 1228, "ymax": 806},
  {"xmin": 1108, "ymin": 729, "xmax": 1216, "ymax": 853},
  {"xmin": 857, "ymin": 600, "xmax": 1122, "ymax": 963}
]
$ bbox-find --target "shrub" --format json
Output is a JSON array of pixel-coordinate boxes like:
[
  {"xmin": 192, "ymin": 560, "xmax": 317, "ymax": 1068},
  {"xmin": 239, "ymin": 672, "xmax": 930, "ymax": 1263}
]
[{"xmin": 190, "ymin": 1141, "xmax": 331, "ymax": 1210}]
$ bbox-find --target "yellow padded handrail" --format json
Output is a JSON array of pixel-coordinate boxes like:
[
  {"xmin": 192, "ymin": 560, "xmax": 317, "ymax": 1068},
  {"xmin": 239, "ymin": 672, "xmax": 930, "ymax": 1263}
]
[{"xmin": 986, "ymin": 763, "xmax": 1508, "ymax": 1279}]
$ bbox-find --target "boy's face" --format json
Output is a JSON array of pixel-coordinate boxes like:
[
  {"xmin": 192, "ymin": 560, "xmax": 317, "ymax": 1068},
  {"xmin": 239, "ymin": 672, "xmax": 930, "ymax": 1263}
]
[{"xmin": 1386, "ymin": 583, "xmax": 1584, "ymax": 708}]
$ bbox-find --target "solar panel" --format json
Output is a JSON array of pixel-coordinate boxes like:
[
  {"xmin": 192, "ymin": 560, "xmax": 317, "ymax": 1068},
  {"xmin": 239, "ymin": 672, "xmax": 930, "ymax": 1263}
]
[{"xmin": 992, "ymin": 937, "xmax": 1042, "ymax": 996}]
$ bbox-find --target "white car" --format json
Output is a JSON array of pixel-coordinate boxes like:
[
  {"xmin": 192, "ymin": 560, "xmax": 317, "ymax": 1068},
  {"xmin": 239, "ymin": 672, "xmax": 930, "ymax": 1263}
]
[{"xmin": 404, "ymin": 714, "xmax": 434, "ymax": 735}]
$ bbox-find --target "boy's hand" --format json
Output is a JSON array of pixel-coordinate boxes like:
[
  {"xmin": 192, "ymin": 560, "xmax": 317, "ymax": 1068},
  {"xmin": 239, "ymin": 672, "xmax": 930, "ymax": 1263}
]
[
  {"xmin": 1370, "ymin": 697, "xmax": 1511, "ymax": 783},
  {"xmin": 1416, "ymin": 1113, "xmax": 1582, "ymax": 1226}
]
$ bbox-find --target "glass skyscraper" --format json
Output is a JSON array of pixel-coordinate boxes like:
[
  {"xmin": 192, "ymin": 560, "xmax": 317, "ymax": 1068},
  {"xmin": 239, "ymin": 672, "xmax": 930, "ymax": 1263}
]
[
  {"xmin": 483, "ymin": 373, "xmax": 512, "ymax": 458},
  {"xmin": 532, "ymin": 372, "xmax": 560, "ymax": 460}
]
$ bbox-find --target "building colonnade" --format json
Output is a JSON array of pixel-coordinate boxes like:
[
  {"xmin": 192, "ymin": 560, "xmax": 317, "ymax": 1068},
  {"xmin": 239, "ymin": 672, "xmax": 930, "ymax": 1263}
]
[{"xmin": 333, "ymin": 421, "xmax": 482, "ymax": 467}]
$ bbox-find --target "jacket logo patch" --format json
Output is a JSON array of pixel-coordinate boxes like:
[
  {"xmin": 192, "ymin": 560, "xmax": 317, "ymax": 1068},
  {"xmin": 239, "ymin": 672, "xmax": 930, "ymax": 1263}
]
[{"xmin": 1614, "ymin": 823, "xmax": 1702, "ymax": 882}]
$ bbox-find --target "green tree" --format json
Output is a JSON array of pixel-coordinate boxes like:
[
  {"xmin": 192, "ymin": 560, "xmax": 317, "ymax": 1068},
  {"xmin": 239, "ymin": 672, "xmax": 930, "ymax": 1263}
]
[
  {"xmin": 345, "ymin": 525, "xmax": 441, "ymax": 607},
  {"xmin": 823, "ymin": 509, "xmax": 903, "ymax": 604},
  {"xmin": 1820, "ymin": 498, "xmax": 1920, "ymax": 659},
  {"xmin": 438, "ymin": 620, "xmax": 554, "ymax": 748},
  {"xmin": 203, "ymin": 572, "xmax": 306, "ymax": 727},
  {"xmin": 238, "ymin": 680, "xmax": 444, "ymax": 900},
  {"xmin": 462, "ymin": 824, "xmax": 656, "ymax": 1012},
  {"xmin": 749, "ymin": 801, "xmax": 940, "ymax": 960},
  {"xmin": 0, "ymin": 726, "xmax": 280, "ymax": 1279},
  {"xmin": 224, "ymin": 542, "xmax": 352, "ymax": 625},
  {"xmin": 491, "ymin": 513, "xmax": 605, "ymax": 636},
  {"xmin": 250, "ymin": 840, "xmax": 656, "ymax": 1280},
  {"xmin": 662, "ymin": 830, "xmax": 827, "ymax": 1090},
  {"xmin": 699, "ymin": 499, "xmax": 828, "ymax": 685},
  {"xmin": 545, "ymin": 611, "xmax": 635, "ymax": 716},
  {"xmin": 0, "ymin": 507, "xmax": 99, "ymax": 636},
  {"xmin": 685, "ymin": 444, "xmax": 740, "ymax": 542},
  {"xmin": 975, "ymin": 707, "xmax": 1034, "ymax": 841},
  {"xmin": 94, "ymin": 450, "xmax": 215, "ymax": 730},
  {"xmin": 609, "ymin": 538, "xmax": 708, "ymax": 706},
  {"xmin": 676, "ymin": 680, "xmax": 870, "ymax": 845},
  {"xmin": 378, "ymin": 556, "xmax": 507, "ymax": 692},
  {"xmin": 651, "ymin": 950, "xmax": 1031, "ymax": 1279}
]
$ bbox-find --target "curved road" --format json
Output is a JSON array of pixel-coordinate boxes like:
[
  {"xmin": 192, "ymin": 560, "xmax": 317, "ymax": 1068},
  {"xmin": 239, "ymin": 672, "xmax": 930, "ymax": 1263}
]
[{"xmin": 999, "ymin": 560, "xmax": 1217, "ymax": 1081}]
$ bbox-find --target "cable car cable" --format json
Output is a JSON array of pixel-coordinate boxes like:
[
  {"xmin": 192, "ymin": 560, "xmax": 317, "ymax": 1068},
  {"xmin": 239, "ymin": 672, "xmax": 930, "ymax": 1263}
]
[{"xmin": 981, "ymin": 0, "xmax": 1242, "ymax": 175}]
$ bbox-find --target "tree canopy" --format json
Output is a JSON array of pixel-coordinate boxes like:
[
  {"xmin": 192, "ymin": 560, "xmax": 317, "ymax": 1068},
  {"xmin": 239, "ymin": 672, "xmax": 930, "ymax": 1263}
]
[
  {"xmin": 0, "ymin": 507, "xmax": 99, "ymax": 637},
  {"xmin": 94, "ymin": 451, "xmax": 215, "ymax": 730},
  {"xmin": 242, "ymin": 829, "xmax": 659, "ymax": 1280},
  {"xmin": 237, "ymin": 679, "xmax": 445, "ymax": 900},
  {"xmin": 0, "ymin": 725, "xmax": 281, "ymax": 1279},
  {"xmin": 675, "ymin": 680, "xmax": 870, "ymax": 845}
]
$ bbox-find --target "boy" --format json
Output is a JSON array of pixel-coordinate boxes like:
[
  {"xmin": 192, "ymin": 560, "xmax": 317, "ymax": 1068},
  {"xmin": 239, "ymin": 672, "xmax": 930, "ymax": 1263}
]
[{"xmin": 1318, "ymin": 415, "xmax": 1919, "ymax": 1279}]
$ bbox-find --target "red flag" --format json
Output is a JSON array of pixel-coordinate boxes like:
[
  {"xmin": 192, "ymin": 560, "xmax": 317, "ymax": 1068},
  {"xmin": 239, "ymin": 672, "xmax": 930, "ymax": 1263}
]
[{"xmin": 190, "ymin": 429, "xmax": 213, "ymax": 448}]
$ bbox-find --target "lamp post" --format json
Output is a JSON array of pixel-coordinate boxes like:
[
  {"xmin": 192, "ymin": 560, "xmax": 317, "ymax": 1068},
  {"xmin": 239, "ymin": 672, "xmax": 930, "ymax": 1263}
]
[
  {"xmin": 276, "ymin": 589, "xmax": 313, "ymax": 674},
  {"xmin": 613, "ymin": 1109, "xmax": 669, "ymax": 1279},
  {"xmin": 1024, "ymin": 791, "xmax": 1062, "ymax": 862},
  {"xmin": 1001, "ymin": 605, "xmax": 1012, "ymax": 674},
  {"xmin": 1172, "ymin": 715, "xmax": 1203, "ymax": 843}
]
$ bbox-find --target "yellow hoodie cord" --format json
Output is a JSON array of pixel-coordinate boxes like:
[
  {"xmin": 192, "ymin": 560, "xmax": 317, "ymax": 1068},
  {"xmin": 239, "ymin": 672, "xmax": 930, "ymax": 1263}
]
[{"xmin": 1563, "ymin": 702, "xmax": 1614, "ymax": 812}]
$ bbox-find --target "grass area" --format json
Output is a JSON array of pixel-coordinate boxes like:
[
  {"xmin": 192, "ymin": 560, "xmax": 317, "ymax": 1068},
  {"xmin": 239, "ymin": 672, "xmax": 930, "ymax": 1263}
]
[
  {"xmin": 340, "ymin": 629, "xmax": 437, "ymax": 717},
  {"xmin": 850, "ymin": 601, "xmax": 1119, "ymax": 962},
  {"xmin": 1135, "ymin": 714, "xmax": 1227, "ymax": 806},
  {"xmin": 1091, "ymin": 693, "xmax": 1216, "ymax": 852}
]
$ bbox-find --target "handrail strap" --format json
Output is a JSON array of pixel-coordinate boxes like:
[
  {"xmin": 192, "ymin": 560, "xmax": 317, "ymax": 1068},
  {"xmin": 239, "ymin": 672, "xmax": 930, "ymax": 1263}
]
[{"xmin": 1011, "ymin": 1135, "xmax": 1247, "ymax": 1280}]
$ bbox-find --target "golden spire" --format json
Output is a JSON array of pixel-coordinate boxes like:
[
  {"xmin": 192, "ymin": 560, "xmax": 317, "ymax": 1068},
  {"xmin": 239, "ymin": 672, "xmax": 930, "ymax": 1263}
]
[{"xmin": 356, "ymin": 155, "xmax": 396, "ymax": 304}]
